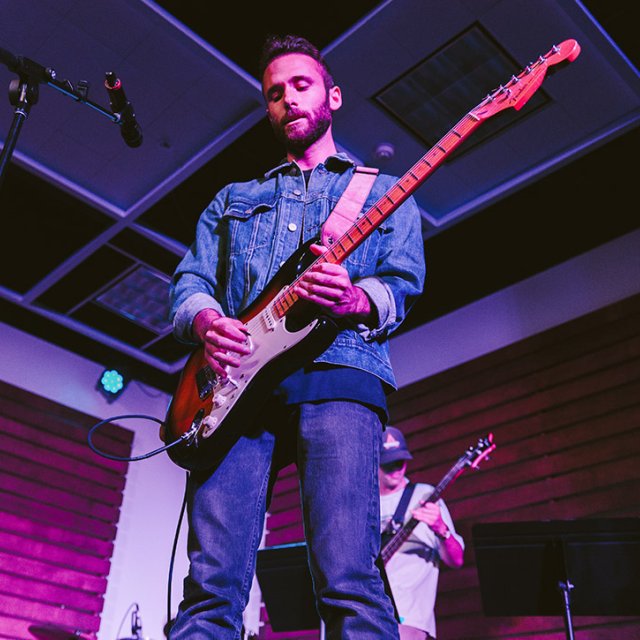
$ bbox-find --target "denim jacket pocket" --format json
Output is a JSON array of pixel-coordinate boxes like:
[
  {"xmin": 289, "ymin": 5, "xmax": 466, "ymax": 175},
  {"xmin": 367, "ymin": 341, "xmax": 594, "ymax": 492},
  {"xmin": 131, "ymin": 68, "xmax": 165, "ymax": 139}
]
[
  {"xmin": 223, "ymin": 201, "xmax": 277, "ymax": 255},
  {"xmin": 222, "ymin": 199, "xmax": 278, "ymax": 314}
]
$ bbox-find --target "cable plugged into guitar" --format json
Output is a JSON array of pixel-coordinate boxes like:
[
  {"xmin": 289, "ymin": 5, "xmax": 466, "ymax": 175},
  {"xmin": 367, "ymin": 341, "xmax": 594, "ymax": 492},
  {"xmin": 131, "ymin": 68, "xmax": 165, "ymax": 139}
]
[{"xmin": 87, "ymin": 413, "xmax": 187, "ymax": 462}]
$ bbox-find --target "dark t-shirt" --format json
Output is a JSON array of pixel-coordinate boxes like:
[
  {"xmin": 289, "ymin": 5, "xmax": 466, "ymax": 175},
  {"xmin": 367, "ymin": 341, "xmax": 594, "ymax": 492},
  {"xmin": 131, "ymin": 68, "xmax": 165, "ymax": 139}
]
[{"xmin": 276, "ymin": 364, "xmax": 388, "ymax": 421}]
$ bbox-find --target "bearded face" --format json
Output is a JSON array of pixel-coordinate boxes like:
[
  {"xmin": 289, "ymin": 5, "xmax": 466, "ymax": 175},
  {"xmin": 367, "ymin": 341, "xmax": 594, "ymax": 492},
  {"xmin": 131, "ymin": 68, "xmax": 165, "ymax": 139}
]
[
  {"xmin": 269, "ymin": 94, "xmax": 333, "ymax": 153},
  {"xmin": 262, "ymin": 53, "xmax": 340, "ymax": 157}
]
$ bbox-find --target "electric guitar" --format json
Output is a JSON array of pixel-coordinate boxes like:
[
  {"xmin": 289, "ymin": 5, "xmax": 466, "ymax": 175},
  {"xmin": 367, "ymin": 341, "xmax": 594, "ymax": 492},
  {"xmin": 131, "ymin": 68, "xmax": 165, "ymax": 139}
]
[
  {"xmin": 381, "ymin": 433, "xmax": 496, "ymax": 565},
  {"xmin": 162, "ymin": 40, "xmax": 580, "ymax": 471}
]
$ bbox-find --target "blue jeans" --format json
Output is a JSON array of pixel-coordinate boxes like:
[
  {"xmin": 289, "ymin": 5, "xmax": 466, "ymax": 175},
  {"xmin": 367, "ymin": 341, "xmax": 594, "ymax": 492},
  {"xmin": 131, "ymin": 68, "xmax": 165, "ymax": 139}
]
[{"xmin": 170, "ymin": 400, "xmax": 399, "ymax": 640}]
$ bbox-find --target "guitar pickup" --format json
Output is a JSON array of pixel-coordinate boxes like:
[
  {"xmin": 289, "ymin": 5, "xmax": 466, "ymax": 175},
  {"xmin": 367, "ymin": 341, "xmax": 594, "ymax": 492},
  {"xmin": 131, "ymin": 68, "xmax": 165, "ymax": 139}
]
[{"xmin": 196, "ymin": 366, "xmax": 217, "ymax": 400}]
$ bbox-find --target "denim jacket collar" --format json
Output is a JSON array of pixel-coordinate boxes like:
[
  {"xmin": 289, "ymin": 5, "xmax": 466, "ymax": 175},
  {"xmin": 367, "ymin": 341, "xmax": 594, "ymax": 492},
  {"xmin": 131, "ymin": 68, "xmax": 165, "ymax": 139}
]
[{"xmin": 263, "ymin": 152, "xmax": 356, "ymax": 180}]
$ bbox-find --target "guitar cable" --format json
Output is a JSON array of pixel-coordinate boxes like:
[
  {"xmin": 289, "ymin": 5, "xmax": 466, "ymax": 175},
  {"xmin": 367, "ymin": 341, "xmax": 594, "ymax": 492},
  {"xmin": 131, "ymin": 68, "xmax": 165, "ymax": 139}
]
[
  {"xmin": 87, "ymin": 413, "xmax": 184, "ymax": 462},
  {"xmin": 87, "ymin": 413, "xmax": 190, "ymax": 636},
  {"xmin": 166, "ymin": 470, "xmax": 188, "ymax": 637}
]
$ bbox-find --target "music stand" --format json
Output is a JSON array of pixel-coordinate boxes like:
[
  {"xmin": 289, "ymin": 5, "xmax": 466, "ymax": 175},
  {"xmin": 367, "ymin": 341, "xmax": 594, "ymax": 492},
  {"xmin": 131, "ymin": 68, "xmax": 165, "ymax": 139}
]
[
  {"xmin": 256, "ymin": 542, "xmax": 324, "ymax": 638},
  {"xmin": 472, "ymin": 519, "xmax": 640, "ymax": 640}
]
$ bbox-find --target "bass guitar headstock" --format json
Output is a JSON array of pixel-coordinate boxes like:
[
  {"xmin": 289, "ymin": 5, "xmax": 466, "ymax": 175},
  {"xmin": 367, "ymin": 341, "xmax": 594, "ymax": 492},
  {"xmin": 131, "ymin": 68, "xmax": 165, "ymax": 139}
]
[{"xmin": 465, "ymin": 433, "xmax": 497, "ymax": 470}]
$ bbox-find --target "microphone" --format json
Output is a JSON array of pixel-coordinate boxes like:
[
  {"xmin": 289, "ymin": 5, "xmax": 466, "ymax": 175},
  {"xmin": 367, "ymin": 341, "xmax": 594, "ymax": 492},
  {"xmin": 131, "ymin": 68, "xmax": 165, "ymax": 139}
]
[{"xmin": 104, "ymin": 71, "xmax": 143, "ymax": 148}]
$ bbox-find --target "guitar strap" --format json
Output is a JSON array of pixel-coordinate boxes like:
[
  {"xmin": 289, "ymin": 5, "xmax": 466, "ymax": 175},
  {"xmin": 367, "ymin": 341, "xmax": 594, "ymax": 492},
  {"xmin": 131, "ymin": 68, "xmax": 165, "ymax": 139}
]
[
  {"xmin": 391, "ymin": 481, "xmax": 416, "ymax": 532},
  {"xmin": 379, "ymin": 481, "xmax": 414, "ymax": 624},
  {"xmin": 320, "ymin": 165, "xmax": 379, "ymax": 247},
  {"xmin": 382, "ymin": 481, "xmax": 416, "ymax": 545}
]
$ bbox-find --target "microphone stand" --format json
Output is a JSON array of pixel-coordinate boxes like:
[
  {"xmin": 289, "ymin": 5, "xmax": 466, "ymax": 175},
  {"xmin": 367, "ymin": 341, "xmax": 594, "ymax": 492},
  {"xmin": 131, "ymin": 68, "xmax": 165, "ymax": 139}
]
[{"xmin": 0, "ymin": 45, "xmax": 121, "ymax": 190}]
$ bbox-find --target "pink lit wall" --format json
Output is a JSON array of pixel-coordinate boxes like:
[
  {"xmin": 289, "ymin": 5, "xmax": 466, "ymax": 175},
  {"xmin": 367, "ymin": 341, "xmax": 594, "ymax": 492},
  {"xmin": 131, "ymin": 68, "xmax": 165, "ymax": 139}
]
[{"xmin": 0, "ymin": 326, "xmax": 188, "ymax": 640}]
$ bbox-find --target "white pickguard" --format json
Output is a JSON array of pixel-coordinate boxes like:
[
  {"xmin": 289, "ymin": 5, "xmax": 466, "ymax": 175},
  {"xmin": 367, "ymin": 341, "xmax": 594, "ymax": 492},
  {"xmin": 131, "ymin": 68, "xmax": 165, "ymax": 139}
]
[{"xmin": 197, "ymin": 301, "xmax": 318, "ymax": 439}]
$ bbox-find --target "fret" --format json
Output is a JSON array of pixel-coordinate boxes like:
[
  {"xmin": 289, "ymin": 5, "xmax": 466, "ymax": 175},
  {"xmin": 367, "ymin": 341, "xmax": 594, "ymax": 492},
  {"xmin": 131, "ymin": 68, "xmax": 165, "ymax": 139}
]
[
  {"xmin": 461, "ymin": 114, "xmax": 478, "ymax": 130},
  {"xmin": 359, "ymin": 215, "xmax": 375, "ymax": 229},
  {"xmin": 390, "ymin": 185, "xmax": 406, "ymax": 202},
  {"xmin": 282, "ymin": 289, "xmax": 296, "ymax": 310},
  {"xmin": 273, "ymin": 301, "xmax": 286, "ymax": 319},
  {"xmin": 368, "ymin": 204, "xmax": 386, "ymax": 223},
  {"xmin": 344, "ymin": 229, "xmax": 358, "ymax": 245},
  {"xmin": 332, "ymin": 242, "xmax": 347, "ymax": 259},
  {"xmin": 356, "ymin": 218, "xmax": 374, "ymax": 241}
]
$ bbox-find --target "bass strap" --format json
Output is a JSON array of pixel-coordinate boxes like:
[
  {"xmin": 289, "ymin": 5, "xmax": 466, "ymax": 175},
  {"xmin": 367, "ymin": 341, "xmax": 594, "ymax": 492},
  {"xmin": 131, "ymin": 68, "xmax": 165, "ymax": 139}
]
[
  {"xmin": 320, "ymin": 165, "xmax": 379, "ymax": 247},
  {"xmin": 382, "ymin": 481, "xmax": 416, "ymax": 546}
]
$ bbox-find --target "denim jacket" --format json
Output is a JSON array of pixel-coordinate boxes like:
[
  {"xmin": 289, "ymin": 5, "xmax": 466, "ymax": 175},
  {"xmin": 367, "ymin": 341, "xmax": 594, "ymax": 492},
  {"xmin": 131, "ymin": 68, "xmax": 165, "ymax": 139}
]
[{"xmin": 170, "ymin": 153, "xmax": 425, "ymax": 389}]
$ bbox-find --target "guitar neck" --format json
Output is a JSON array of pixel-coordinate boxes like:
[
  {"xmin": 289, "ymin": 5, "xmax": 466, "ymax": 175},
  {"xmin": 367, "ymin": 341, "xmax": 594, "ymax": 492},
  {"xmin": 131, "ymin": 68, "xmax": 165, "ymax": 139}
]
[
  {"xmin": 272, "ymin": 39, "xmax": 581, "ymax": 322},
  {"xmin": 381, "ymin": 457, "xmax": 469, "ymax": 565},
  {"xmin": 272, "ymin": 112, "xmax": 483, "ymax": 320},
  {"xmin": 322, "ymin": 111, "xmax": 482, "ymax": 264}
]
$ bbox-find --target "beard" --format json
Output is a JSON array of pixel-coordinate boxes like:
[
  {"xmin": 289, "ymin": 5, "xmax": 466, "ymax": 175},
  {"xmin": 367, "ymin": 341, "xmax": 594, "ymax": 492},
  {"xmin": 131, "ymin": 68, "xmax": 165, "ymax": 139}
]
[{"xmin": 270, "ymin": 98, "xmax": 332, "ymax": 153}]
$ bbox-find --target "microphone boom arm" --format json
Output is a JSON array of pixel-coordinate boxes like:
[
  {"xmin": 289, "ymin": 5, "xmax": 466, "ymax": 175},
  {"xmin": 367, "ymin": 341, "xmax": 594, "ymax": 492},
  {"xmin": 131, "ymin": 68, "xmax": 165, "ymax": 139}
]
[
  {"xmin": 0, "ymin": 45, "xmax": 140, "ymax": 189},
  {"xmin": 0, "ymin": 45, "xmax": 122, "ymax": 121}
]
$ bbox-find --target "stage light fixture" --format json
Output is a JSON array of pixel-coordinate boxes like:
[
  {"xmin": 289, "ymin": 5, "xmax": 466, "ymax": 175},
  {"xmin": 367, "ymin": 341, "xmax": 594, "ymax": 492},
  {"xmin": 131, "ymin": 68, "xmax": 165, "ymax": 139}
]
[{"xmin": 98, "ymin": 368, "xmax": 128, "ymax": 401}]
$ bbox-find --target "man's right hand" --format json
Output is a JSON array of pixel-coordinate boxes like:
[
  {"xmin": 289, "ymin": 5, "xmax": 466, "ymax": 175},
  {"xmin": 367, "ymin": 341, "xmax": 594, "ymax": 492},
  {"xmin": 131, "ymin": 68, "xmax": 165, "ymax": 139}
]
[{"xmin": 192, "ymin": 309, "xmax": 251, "ymax": 378}]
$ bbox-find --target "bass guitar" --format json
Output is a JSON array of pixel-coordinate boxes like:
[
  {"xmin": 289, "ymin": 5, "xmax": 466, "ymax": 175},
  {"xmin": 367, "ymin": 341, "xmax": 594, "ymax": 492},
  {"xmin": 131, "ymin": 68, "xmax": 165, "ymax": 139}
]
[
  {"xmin": 381, "ymin": 433, "xmax": 496, "ymax": 565},
  {"xmin": 163, "ymin": 40, "xmax": 580, "ymax": 471}
]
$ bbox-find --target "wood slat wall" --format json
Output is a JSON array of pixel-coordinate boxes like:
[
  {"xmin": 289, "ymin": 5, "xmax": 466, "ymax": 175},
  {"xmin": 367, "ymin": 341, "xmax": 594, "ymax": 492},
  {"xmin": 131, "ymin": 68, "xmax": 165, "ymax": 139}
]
[
  {"xmin": 0, "ymin": 383, "xmax": 133, "ymax": 640},
  {"xmin": 262, "ymin": 293, "xmax": 640, "ymax": 639}
]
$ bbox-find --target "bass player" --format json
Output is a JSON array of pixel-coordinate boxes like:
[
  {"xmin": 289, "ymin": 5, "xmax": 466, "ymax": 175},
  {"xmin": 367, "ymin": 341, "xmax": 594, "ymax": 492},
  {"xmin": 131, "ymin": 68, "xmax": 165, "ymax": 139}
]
[{"xmin": 379, "ymin": 427, "xmax": 464, "ymax": 640}]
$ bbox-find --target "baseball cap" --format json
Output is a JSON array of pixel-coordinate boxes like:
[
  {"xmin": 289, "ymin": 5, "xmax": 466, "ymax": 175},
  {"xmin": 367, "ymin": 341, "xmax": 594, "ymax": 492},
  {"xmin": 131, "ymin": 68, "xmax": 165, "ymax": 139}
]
[{"xmin": 380, "ymin": 426, "xmax": 413, "ymax": 465}]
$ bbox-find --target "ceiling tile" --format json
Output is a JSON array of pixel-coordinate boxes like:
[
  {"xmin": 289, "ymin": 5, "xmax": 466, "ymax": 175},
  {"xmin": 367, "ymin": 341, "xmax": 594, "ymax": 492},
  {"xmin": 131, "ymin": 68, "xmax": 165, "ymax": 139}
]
[{"xmin": 0, "ymin": 0, "xmax": 637, "ymax": 392}]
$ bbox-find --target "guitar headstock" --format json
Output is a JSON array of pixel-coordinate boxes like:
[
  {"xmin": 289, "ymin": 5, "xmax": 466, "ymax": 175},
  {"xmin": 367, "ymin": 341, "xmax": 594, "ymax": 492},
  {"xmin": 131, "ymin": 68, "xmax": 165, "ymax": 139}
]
[
  {"xmin": 471, "ymin": 39, "xmax": 581, "ymax": 120},
  {"xmin": 465, "ymin": 433, "xmax": 497, "ymax": 470}
]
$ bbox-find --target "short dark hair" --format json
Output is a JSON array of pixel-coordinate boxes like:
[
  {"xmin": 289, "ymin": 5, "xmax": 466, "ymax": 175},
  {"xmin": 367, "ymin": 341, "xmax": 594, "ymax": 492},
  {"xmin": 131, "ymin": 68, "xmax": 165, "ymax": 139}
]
[{"xmin": 258, "ymin": 34, "xmax": 334, "ymax": 91}]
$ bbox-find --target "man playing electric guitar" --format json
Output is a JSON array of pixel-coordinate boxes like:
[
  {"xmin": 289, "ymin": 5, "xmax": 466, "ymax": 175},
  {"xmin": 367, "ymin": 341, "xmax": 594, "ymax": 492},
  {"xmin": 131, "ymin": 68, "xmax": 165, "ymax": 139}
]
[
  {"xmin": 380, "ymin": 427, "xmax": 464, "ymax": 640},
  {"xmin": 168, "ymin": 34, "xmax": 425, "ymax": 640}
]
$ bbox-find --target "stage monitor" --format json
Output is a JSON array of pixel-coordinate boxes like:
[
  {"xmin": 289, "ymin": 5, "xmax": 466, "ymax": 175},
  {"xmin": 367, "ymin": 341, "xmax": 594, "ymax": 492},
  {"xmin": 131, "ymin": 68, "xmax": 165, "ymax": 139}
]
[{"xmin": 472, "ymin": 518, "xmax": 640, "ymax": 616}]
